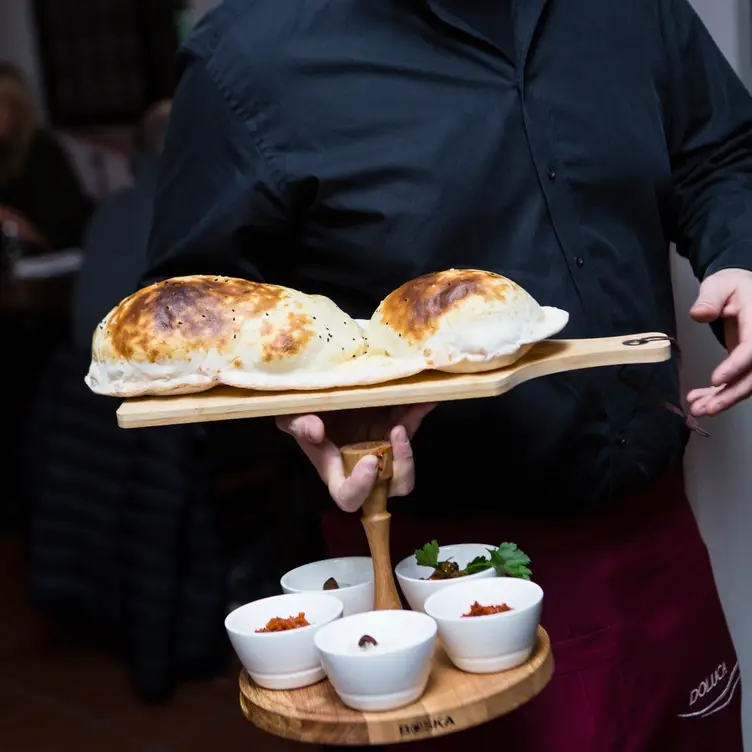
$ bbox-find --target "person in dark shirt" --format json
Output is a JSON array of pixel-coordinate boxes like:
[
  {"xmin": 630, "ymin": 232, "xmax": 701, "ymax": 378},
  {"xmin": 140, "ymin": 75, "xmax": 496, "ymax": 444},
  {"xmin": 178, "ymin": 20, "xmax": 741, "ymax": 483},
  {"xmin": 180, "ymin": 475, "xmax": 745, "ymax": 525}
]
[
  {"xmin": 143, "ymin": 1, "xmax": 752, "ymax": 748},
  {"xmin": 72, "ymin": 100, "xmax": 172, "ymax": 351},
  {"xmin": 0, "ymin": 62, "xmax": 91, "ymax": 251}
]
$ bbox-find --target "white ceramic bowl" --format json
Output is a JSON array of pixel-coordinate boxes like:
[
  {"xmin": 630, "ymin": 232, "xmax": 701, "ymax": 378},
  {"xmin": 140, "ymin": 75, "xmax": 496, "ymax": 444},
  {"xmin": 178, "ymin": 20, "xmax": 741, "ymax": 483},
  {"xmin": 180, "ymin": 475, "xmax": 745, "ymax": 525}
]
[
  {"xmin": 423, "ymin": 577, "xmax": 543, "ymax": 674},
  {"xmin": 395, "ymin": 543, "xmax": 499, "ymax": 613},
  {"xmin": 225, "ymin": 593, "xmax": 343, "ymax": 690},
  {"xmin": 281, "ymin": 557, "xmax": 374, "ymax": 616},
  {"xmin": 314, "ymin": 610, "xmax": 437, "ymax": 712}
]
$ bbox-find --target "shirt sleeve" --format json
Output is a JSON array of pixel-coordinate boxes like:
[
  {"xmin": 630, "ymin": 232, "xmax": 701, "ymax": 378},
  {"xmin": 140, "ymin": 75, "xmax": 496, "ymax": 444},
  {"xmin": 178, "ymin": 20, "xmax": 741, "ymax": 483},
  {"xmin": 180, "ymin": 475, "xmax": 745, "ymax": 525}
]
[
  {"xmin": 663, "ymin": 0, "xmax": 752, "ymax": 279},
  {"xmin": 142, "ymin": 53, "xmax": 293, "ymax": 287}
]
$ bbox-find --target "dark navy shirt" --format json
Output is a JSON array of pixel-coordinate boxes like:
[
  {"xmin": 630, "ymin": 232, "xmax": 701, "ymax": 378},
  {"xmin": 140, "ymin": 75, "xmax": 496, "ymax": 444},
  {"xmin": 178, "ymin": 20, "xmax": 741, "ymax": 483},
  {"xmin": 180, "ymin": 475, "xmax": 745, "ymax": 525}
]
[
  {"xmin": 145, "ymin": 0, "xmax": 752, "ymax": 513},
  {"xmin": 436, "ymin": 0, "xmax": 515, "ymax": 59}
]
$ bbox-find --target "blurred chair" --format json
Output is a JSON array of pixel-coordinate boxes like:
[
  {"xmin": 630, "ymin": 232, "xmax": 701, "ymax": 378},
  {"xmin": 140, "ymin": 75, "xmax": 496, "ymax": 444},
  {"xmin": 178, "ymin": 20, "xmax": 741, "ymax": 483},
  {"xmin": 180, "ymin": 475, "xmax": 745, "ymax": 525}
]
[
  {"xmin": 23, "ymin": 344, "xmax": 225, "ymax": 700},
  {"xmin": 22, "ymin": 343, "xmax": 315, "ymax": 701}
]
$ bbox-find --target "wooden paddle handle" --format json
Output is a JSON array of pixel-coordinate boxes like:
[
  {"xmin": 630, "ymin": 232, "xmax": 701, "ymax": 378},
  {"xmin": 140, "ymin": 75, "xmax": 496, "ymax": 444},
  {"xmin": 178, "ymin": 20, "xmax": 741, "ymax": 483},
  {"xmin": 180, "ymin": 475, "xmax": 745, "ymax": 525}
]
[{"xmin": 341, "ymin": 440, "xmax": 402, "ymax": 611}]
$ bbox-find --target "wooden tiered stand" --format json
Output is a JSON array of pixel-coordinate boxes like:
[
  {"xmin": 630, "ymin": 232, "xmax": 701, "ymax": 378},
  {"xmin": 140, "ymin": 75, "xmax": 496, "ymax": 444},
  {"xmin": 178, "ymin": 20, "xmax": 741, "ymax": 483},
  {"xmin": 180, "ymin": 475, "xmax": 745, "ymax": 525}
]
[
  {"xmin": 239, "ymin": 440, "xmax": 554, "ymax": 746},
  {"xmin": 115, "ymin": 333, "xmax": 672, "ymax": 745}
]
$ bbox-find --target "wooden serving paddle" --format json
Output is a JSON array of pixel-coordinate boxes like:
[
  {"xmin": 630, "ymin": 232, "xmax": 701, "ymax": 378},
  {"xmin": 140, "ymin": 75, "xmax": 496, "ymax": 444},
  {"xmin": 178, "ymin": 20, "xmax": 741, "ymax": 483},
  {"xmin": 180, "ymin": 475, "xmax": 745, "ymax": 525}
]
[
  {"xmin": 341, "ymin": 440, "xmax": 402, "ymax": 611},
  {"xmin": 116, "ymin": 333, "xmax": 672, "ymax": 429}
]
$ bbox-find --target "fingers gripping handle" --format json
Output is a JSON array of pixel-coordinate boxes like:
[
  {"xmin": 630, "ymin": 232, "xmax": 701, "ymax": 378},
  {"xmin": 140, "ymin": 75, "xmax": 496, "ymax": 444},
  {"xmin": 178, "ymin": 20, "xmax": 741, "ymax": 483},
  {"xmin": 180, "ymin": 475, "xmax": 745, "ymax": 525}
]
[
  {"xmin": 341, "ymin": 440, "xmax": 394, "ymax": 514},
  {"xmin": 340, "ymin": 441, "xmax": 402, "ymax": 611}
]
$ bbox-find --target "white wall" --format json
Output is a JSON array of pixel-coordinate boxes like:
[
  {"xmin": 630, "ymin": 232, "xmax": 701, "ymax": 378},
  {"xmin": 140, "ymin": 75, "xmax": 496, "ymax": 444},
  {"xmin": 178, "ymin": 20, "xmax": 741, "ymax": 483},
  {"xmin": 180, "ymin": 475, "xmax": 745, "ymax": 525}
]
[{"xmin": 678, "ymin": 0, "xmax": 752, "ymax": 745}]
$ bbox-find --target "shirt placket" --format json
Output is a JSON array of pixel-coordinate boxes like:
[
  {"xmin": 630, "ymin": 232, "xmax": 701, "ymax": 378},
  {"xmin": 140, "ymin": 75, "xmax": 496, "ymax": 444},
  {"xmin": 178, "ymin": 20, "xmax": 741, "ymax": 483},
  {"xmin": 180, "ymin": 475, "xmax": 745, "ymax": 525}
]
[{"xmin": 513, "ymin": 0, "xmax": 631, "ymax": 482}]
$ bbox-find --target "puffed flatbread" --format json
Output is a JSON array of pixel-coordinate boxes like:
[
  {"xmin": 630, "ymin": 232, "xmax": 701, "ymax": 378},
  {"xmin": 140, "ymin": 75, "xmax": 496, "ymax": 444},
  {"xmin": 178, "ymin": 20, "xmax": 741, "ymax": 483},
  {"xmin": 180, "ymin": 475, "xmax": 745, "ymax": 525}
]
[
  {"xmin": 366, "ymin": 269, "xmax": 569, "ymax": 373},
  {"xmin": 85, "ymin": 275, "xmax": 427, "ymax": 397}
]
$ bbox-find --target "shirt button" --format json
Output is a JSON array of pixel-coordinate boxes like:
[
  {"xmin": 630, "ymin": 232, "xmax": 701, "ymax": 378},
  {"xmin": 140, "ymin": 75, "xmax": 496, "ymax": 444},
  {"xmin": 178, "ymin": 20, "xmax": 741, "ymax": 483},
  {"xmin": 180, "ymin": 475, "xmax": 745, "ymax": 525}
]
[
  {"xmin": 575, "ymin": 256, "xmax": 585, "ymax": 268},
  {"xmin": 547, "ymin": 167, "xmax": 556, "ymax": 181},
  {"xmin": 618, "ymin": 437, "xmax": 628, "ymax": 446}
]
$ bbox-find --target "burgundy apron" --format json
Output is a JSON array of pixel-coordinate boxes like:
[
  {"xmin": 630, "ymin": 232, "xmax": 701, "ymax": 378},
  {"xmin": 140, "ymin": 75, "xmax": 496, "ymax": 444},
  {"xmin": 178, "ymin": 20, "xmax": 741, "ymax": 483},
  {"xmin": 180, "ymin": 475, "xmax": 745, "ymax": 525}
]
[{"xmin": 321, "ymin": 471, "xmax": 742, "ymax": 751}]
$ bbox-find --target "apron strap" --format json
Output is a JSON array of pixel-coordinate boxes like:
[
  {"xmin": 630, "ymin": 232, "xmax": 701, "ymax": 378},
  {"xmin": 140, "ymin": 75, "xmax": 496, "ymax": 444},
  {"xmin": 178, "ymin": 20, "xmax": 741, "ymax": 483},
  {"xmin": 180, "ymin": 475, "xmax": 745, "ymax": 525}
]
[{"xmin": 618, "ymin": 335, "xmax": 710, "ymax": 438}]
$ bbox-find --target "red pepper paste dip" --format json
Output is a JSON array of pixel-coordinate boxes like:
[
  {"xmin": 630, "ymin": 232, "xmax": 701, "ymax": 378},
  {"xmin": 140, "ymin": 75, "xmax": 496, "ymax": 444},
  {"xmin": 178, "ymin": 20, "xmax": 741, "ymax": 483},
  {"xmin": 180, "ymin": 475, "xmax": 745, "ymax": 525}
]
[
  {"xmin": 462, "ymin": 601, "xmax": 513, "ymax": 618},
  {"xmin": 255, "ymin": 612, "xmax": 310, "ymax": 633}
]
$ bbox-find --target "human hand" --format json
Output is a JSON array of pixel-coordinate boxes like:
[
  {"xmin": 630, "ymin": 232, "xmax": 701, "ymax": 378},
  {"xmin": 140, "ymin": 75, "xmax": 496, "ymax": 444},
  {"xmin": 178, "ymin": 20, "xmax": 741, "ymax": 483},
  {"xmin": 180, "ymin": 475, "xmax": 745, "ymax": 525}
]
[
  {"xmin": 687, "ymin": 268, "xmax": 752, "ymax": 416},
  {"xmin": 276, "ymin": 403, "xmax": 436, "ymax": 512},
  {"xmin": 0, "ymin": 205, "xmax": 49, "ymax": 250}
]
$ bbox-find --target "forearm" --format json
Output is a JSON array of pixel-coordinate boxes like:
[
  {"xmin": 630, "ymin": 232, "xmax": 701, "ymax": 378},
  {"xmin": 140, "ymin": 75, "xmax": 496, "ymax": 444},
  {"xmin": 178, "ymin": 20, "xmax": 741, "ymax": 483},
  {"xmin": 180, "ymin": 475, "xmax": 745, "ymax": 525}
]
[{"xmin": 663, "ymin": 0, "xmax": 752, "ymax": 279}]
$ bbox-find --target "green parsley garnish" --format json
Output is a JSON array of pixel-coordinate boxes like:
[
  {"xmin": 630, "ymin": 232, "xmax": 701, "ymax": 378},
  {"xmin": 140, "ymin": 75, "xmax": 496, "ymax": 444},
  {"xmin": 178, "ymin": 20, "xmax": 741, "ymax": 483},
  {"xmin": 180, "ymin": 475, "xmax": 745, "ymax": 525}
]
[{"xmin": 414, "ymin": 539, "xmax": 532, "ymax": 580}]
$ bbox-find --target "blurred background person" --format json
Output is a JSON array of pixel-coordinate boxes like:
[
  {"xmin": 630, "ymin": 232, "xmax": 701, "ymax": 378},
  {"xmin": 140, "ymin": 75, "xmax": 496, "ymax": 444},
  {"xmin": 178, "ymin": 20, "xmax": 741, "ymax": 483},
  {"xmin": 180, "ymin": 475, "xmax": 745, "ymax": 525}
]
[
  {"xmin": 72, "ymin": 99, "xmax": 172, "ymax": 350},
  {"xmin": 0, "ymin": 4, "xmax": 315, "ymax": 748},
  {"xmin": 0, "ymin": 61, "xmax": 91, "ymax": 252},
  {"xmin": 24, "ymin": 94, "xmax": 305, "ymax": 709}
]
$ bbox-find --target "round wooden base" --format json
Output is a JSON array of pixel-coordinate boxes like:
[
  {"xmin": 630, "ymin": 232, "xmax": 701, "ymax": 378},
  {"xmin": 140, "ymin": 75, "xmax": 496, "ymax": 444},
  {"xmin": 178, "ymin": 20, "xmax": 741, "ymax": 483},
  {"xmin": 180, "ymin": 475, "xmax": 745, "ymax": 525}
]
[{"xmin": 239, "ymin": 626, "xmax": 553, "ymax": 746}]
